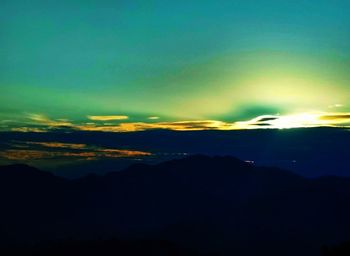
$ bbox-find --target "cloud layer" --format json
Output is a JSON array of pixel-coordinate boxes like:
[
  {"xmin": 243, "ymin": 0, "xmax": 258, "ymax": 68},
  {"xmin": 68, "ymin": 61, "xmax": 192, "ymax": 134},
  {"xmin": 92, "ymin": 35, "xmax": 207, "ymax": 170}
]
[
  {"xmin": 0, "ymin": 141, "xmax": 151, "ymax": 162},
  {"xmin": 3, "ymin": 112, "xmax": 350, "ymax": 133}
]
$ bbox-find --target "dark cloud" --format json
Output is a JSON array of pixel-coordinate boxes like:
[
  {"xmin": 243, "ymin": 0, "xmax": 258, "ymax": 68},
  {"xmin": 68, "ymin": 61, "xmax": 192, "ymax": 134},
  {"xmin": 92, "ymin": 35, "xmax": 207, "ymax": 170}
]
[
  {"xmin": 256, "ymin": 117, "xmax": 280, "ymax": 122},
  {"xmin": 254, "ymin": 123, "xmax": 274, "ymax": 126}
]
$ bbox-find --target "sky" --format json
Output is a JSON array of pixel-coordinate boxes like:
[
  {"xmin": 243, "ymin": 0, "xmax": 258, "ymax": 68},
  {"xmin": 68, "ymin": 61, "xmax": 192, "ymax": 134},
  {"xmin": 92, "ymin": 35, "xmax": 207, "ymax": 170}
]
[{"xmin": 1, "ymin": 0, "xmax": 350, "ymax": 132}]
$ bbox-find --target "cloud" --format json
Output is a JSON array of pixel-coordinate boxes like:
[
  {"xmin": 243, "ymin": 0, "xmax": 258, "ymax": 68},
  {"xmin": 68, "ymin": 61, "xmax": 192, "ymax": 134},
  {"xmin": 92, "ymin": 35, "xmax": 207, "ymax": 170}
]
[
  {"xmin": 87, "ymin": 115, "xmax": 129, "ymax": 121},
  {"xmin": 96, "ymin": 148, "xmax": 151, "ymax": 157},
  {"xmin": 27, "ymin": 114, "xmax": 73, "ymax": 128},
  {"xmin": 328, "ymin": 104, "xmax": 344, "ymax": 109},
  {"xmin": 27, "ymin": 141, "xmax": 87, "ymax": 150},
  {"xmin": 148, "ymin": 116, "xmax": 160, "ymax": 120},
  {"xmin": 77, "ymin": 120, "xmax": 236, "ymax": 132},
  {"xmin": 0, "ymin": 150, "xmax": 52, "ymax": 161},
  {"xmin": 318, "ymin": 114, "xmax": 350, "ymax": 121},
  {"xmin": 0, "ymin": 141, "xmax": 152, "ymax": 161},
  {"xmin": 11, "ymin": 127, "xmax": 48, "ymax": 133},
  {"xmin": 10, "ymin": 112, "xmax": 350, "ymax": 134},
  {"xmin": 0, "ymin": 149, "xmax": 151, "ymax": 161},
  {"xmin": 256, "ymin": 117, "xmax": 280, "ymax": 122}
]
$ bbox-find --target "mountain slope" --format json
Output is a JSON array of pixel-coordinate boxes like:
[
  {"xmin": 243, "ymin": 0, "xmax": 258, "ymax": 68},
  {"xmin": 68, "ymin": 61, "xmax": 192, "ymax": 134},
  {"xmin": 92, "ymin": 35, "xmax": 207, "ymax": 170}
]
[{"xmin": 1, "ymin": 156, "xmax": 350, "ymax": 256}]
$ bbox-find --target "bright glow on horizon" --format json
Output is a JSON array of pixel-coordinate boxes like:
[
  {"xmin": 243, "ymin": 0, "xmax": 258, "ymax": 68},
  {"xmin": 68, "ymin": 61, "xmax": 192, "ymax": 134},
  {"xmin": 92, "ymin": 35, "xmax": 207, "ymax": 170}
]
[
  {"xmin": 3, "ymin": 112, "xmax": 350, "ymax": 133},
  {"xmin": 269, "ymin": 113, "xmax": 322, "ymax": 129},
  {"xmin": 235, "ymin": 112, "xmax": 350, "ymax": 130}
]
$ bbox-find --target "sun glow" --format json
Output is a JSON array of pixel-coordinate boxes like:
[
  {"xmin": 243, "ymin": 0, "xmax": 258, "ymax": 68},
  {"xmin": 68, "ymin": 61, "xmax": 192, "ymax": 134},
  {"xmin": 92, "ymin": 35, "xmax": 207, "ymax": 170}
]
[
  {"xmin": 234, "ymin": 112, "xmax": 350, "ymax": 130},
  {"xmin": 269, "ymin": 113, "xmax": 321, "ymax": 129}
]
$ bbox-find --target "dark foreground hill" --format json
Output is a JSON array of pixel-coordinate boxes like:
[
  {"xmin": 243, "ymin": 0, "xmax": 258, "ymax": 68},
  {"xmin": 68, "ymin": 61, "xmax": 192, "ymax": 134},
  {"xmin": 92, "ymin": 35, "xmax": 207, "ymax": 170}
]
[{"xmin": 1, "ymin": 155, "xmax": 350, "ymax": 256}]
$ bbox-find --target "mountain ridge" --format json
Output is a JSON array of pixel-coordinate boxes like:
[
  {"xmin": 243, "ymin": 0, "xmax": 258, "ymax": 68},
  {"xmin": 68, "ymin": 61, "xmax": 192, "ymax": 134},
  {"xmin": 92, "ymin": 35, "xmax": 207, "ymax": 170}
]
[{"xmin": 1, "ymin": 155, "xmax": 350, "ymax": 256}]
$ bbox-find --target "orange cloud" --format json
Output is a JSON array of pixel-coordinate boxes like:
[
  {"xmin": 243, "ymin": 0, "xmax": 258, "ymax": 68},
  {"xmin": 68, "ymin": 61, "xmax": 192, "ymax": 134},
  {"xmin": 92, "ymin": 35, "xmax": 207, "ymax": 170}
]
[
  {"xmin": 0, "ymin": 141, "xmax": 152, "ymax": 161},
  {"xmin": 0, "ymin": 150, "xmax": 51, "ymax": 160},
  {"xmin": 99, "ymin": 148, "xmax": 151, "ymax": 157},
  {"xmin": 26, "ymin": 141, "xmax": 88, "ymax": 150}
]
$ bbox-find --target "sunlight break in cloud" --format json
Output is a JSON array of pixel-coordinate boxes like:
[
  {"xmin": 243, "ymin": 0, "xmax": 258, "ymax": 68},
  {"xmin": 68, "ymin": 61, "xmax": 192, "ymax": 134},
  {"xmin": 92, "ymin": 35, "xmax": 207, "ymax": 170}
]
[{"xmin": 87, "ymin": 115, "xmax": 129, "ymax": 121}]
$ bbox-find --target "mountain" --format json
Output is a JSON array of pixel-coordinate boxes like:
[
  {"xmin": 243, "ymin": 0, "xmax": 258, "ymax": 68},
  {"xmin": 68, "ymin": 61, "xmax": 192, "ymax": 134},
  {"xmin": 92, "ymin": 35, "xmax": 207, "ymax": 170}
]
[{"xmin": 1, "ymin": 156, "xmax": 350, "ymax": 256}]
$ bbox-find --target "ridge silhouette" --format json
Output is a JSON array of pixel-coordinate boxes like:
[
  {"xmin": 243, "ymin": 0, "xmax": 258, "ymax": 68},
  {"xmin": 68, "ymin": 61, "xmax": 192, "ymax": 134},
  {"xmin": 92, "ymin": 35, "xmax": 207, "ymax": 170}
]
[{"xmin": 1, "ymin": 155, "xmax": 350, "ymax": 256}]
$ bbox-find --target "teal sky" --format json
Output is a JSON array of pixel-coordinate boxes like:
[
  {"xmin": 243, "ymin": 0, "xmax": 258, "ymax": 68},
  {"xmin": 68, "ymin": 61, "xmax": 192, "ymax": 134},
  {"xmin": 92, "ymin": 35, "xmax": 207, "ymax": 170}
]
[{"xmin": 1, "ymin": 0, "xmax": 350, "ymax": 131}]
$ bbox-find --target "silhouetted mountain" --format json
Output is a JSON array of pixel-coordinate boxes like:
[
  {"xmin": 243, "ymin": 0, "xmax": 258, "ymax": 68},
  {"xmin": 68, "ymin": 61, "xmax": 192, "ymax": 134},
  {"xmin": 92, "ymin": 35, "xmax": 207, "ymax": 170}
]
[
  {"xmin": 1, "ymin": 156, "xmax": 350, "ymax": 256},
  {"xmin": 2, "ymin": 239, "xmax": 199, "ymax": 256},
  {"xmin": 321, "ymin": 240, "xmax": 350, "ymax": 256}
]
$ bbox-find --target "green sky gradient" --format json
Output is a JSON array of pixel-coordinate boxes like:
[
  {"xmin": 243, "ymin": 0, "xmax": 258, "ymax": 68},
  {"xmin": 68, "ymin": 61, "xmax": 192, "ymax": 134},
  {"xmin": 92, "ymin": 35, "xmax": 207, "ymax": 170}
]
[{"xmin": 1, "ymin": 0, "xmax": 350, "ymax": 127}]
